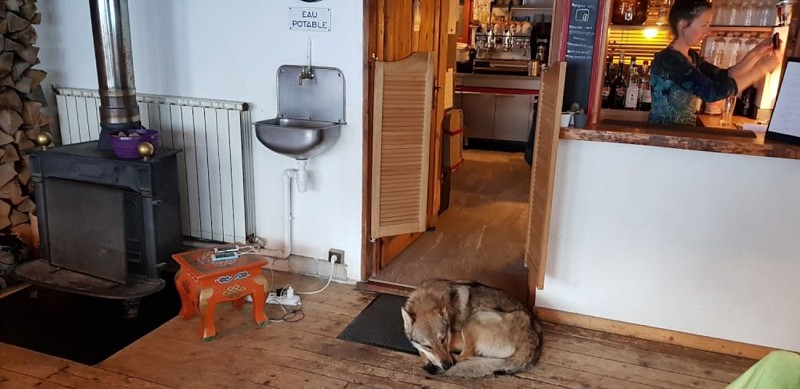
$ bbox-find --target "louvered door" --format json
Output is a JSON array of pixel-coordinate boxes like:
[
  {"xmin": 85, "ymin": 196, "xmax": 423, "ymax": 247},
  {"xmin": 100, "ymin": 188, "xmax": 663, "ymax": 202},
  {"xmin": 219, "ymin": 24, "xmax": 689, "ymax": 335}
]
[
  {"xmin": 526, "ymin": 62, "xmax": 566, "ymax": 298},
  {"xmin": 371, "ymin": 52, "xmax": 434, "ymax": 239}
]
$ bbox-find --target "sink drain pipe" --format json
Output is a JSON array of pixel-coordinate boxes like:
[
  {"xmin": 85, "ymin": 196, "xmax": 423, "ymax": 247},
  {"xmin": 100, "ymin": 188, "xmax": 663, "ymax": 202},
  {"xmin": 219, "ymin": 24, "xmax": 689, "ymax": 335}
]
[
  {"xmin": 257, "ymin": 160, "xmax": 309, "ymax": 258},
  {"xmin": 294, "ymin": 160, "xmax": 309, "ymax": 193}
]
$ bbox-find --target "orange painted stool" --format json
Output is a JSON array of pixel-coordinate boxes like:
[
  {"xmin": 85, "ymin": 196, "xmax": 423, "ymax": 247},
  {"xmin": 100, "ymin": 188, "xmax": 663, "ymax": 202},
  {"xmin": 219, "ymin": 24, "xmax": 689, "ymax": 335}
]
[{"xmin": 172, "ymin": 246, "xmax": 269, "ymax": 341}]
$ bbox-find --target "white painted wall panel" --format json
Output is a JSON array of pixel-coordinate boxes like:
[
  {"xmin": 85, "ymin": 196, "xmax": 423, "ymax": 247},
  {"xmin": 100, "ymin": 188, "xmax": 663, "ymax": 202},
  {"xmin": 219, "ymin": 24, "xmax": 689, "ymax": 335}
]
[
  {"xmin": 37, "ymin": 0, "xmax": 365, "ymax": 281},
  {"xmin": 539, "ymin": 140, "xmax": 800, "ymax": 351}
]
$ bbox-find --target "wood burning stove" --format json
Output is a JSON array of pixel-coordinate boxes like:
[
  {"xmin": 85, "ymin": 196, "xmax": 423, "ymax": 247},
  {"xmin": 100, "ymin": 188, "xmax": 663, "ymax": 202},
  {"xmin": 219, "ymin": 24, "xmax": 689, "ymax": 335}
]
[
  {"xmin": 12, "ymin": 0, "xmax": 183, "ymax": 301},
  {"xmin": 14, "ymin": 141, "xmax": 183, "ymax": 298}
]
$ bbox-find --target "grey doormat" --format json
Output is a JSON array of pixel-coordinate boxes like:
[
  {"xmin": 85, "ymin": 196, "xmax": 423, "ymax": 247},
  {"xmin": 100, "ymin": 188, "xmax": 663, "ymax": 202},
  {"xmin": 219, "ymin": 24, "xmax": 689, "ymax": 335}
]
[{"xmin": 337, "ymin": 293, "xmax": 417, "ymax": 355}]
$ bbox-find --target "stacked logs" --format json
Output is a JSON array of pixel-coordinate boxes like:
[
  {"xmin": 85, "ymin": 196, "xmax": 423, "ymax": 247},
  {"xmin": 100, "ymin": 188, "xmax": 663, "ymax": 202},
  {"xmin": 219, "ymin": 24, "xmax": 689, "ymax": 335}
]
[{"xmin": 0, "ymin": 0, "xmax": 48, "ymax": 253}]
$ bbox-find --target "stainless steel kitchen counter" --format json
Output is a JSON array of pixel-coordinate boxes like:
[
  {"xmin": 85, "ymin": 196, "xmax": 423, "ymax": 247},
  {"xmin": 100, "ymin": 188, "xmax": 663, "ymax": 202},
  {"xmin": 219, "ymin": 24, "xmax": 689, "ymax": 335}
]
[
  {"xmin": 455, "ymin": 73, "xmax": 539, "ymax": 144},
  {"xmin": 456, "ymin": 73, "xmax": 540, "ymax": 90}
]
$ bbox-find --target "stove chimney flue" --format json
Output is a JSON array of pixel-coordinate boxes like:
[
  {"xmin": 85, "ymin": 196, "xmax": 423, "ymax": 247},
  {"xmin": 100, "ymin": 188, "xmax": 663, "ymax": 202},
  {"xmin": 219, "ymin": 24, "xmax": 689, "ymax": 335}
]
[{"xmin": 89, "ymin": 0, "xmax": 141, "ymax": 150}]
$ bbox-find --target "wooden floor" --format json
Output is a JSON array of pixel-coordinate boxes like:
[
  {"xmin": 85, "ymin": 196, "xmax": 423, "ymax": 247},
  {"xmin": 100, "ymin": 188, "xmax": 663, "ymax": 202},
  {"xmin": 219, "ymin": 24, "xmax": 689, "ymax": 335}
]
[
  {"xmin": 373, "ymin": 149, "xmax": 531, "ymax": 302},
  {"xmin": 0, "ymin": 270, "xmax": 757, "ymax": 388}
]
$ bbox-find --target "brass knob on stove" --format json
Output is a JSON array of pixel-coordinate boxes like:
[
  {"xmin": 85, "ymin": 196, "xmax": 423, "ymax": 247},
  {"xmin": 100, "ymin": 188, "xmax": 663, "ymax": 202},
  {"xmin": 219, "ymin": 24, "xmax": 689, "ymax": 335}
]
[
  {"xmin": 138, "ymin": 141, "xmax": 155, "ymax": 161},
  {"xmin": 34, "ymin": 132, "xmax": 52, "ymax": 150}
]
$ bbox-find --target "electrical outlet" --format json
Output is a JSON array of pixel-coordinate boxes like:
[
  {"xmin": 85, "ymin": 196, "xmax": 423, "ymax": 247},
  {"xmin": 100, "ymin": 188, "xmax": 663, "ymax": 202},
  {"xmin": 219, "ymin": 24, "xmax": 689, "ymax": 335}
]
[{"xmin": 328, "ymin": 248, "xmax": 344, "ymax": 264}]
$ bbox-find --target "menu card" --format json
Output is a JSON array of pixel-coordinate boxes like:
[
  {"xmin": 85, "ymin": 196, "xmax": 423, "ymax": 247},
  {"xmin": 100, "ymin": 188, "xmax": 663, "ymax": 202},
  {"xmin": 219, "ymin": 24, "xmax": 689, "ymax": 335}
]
[{"xmin": 767, "ymin": 59, "xmax": 800, "ymax": 144}]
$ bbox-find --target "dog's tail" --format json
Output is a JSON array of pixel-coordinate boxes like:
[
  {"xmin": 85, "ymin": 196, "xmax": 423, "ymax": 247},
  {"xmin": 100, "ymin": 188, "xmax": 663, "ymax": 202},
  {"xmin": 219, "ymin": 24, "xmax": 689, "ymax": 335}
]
[{"xmin": 442, "ymin": 357, "xmax": 516, "ymax": 378}]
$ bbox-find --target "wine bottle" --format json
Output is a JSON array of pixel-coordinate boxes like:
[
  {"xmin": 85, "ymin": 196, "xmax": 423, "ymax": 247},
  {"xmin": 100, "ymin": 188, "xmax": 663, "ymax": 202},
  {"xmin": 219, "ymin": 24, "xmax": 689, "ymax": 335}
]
[
  {"xmin": 602, "ymin": 55, "xmax": 613, "ymax": 108},
  {"xmin": 638, "ymin": 60, "xmax": 652, "ymax": 111},
  {"xmin": 624, "ymin": 56, "xmax": 639, "ymax": 110},
  {"xmin": 740, "ymin": 86, "xmax": 757, "ymax": 118},
  {"xmin": 611, "ymin": 53, "xmax": 627, "ymax": 109}
]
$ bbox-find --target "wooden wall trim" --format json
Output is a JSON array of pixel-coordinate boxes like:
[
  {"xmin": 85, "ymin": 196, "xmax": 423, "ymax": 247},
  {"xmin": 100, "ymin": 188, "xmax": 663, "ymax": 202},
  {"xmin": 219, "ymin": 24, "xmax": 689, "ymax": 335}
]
[
  {"xmin": 362, "ymin": 0, "xmax": 378, "ymax": 281},
  {"xmin": 357, "ymin": 280, "xmax": 413, "ymax": 297},
  {"xmin": 537, "ymin": 307, "xmax": 773, "ymax": 360},
  {"xmin": 587, "ymin": 0, "xmax": 610, "ymax": 122},
  {"xmin": 459, "ymin": 0, "xmax": 472, "ymax": 44},
  {"xmin": 426, "ymin": 0, "xmax": 450, "ymax": 227},
  {"xmin": 589, "ymin": 0, "xmax": 612, "ymax": 124},
  {"xmin": 551, "ymin": 0, "xmax": 567, "ymax": 63}
]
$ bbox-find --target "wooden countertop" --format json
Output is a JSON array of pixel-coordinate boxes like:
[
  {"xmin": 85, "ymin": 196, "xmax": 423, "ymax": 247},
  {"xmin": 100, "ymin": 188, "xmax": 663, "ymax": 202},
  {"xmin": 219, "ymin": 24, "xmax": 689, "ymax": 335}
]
[{"xmin": 560, "ymin": 119, "xmax": 800, "ymax": 161}]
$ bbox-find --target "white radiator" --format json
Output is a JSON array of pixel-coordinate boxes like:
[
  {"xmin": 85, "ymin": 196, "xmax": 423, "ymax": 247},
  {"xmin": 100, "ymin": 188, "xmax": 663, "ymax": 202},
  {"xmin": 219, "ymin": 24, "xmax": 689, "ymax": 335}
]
[{"xmin": 53, "ymin": 87, "xmax": 255, "ymax": 244}]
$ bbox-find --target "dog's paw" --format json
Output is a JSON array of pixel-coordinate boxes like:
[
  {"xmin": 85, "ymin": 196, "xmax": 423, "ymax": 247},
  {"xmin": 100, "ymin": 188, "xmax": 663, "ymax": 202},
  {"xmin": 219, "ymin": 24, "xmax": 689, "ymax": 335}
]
[{"xmin": 423, "ymin": 363, "xmax": 442, "ymax": 375}]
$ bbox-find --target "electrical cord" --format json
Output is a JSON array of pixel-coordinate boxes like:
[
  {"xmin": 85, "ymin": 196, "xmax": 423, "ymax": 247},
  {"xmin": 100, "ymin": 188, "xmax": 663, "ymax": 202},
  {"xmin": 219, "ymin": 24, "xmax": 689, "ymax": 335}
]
[
  {"xmin": 260, "ymin": 257, "xmax": 336, "ymax": 322},
  {"xmin": 220, "ymin": 244, "xmax": 302, "ymax": 321},
  {"xmin": 265, "ymin": 290, "xmax": 305, "ymax": 323},
  {"xmin": 236, "ymin": 244, "xmax": 259, "ymax": 255},
  {"xmin": 229, "ymin": 244, "xmax": 337, "ymax": 321},
  {"xmin": 295, "ymin": 254, "xmax": 337, "ymax": 295},
  {"xmin": 243, "ymin": 280, "xmax": 306, "ymax": 323}
]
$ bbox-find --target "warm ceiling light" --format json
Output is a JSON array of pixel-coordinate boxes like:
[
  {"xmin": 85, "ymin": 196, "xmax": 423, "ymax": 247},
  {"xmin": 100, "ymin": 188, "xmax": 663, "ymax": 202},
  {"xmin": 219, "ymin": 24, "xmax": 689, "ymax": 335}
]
[{"xmin": 643, "ymin": 28, "xmax": 659, "ymax": 39}]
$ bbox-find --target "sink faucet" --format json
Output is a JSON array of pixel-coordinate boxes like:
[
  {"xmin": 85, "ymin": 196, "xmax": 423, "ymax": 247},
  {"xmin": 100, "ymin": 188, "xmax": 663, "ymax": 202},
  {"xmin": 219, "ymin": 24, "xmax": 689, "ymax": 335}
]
[{"xmin": 299, "ymin": 65, "xmax": 315, "ymax": 85}]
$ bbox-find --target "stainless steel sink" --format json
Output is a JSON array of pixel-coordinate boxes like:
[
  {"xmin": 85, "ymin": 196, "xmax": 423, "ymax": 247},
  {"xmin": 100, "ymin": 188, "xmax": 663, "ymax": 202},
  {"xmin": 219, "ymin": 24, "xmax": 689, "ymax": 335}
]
[
  {"xmin": 256, "ymin": 65, "xmax": 346, "ymax": 159},
  {"xmin": 254, "ymin": 118, "xmax": 341, "ymax": 160}
]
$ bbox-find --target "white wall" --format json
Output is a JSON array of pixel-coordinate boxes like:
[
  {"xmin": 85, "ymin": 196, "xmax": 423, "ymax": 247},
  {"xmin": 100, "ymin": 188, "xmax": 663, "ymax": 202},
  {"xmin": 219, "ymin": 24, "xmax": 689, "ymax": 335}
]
[
  {"xmin": 36, "ymin": 0, "xmax": 365, "ymax": 281},
  {"xmin": 540, "ymin": 139, "xmax": 800, "ymax": 351}
]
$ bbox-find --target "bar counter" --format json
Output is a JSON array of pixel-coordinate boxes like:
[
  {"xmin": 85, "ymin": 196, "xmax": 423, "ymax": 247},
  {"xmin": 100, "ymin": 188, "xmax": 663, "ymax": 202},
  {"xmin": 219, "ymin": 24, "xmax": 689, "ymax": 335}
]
[
  {"xmin": 540, "ymin": 116, "xmax": 800, "ymax": 353},
  {"xmin": 560, "ymin": 120, "xmax": 800, "ymax": 160}
]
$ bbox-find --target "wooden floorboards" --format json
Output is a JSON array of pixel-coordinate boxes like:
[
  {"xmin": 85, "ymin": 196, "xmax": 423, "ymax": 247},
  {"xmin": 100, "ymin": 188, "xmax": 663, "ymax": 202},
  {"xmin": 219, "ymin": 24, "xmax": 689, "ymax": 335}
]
[
  {"xmin": 372, "ymin": 150, "xmax": 531, "ymax": 303},
  {"xmin": 1, "ymin": 270, "xmax": 757, "ymax": 388}
]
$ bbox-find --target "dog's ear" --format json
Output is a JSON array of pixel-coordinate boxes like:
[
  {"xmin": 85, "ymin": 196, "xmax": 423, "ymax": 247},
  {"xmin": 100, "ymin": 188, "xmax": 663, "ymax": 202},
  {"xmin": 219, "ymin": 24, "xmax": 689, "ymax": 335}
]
[
  {"xmin": 401, "ymin": 306, "xmax": 415, "ymax": 330},
  {"xmin": 445, "ymin": 285, "xmax": 469, "ymax": 324},
  {"xmin": 449, "ymin": 288, "xmax": 460, "ymax": 305}
]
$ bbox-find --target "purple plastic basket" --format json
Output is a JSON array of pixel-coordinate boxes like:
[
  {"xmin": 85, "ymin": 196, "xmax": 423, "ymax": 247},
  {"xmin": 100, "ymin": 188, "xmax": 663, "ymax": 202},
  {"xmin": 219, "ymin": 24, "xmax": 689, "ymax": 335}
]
[{"xmin": 109, "ymin": 129, "xmax": 160, "ymax": 159}]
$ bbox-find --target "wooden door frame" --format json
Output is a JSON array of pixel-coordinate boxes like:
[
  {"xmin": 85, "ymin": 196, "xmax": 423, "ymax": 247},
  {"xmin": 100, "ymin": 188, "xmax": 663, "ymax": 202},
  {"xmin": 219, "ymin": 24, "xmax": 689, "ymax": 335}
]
[
  {"xmin": 361, "ymin": 0, "xmax": 378, "ymax": 283},
  {"xmin": 426, "ymin": 0, "xmax": 447, "ymax": 228},
  {"xmin": 360, "ymin": 0, "xmax": 451, "ymax": 285}
]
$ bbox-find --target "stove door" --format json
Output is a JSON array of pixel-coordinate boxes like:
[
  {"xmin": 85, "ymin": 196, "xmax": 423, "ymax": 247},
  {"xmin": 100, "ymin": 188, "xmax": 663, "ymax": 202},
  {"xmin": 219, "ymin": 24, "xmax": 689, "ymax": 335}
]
[{"xmin": 45, "ymin": 178, "xmax": 128, "ymax": 283}]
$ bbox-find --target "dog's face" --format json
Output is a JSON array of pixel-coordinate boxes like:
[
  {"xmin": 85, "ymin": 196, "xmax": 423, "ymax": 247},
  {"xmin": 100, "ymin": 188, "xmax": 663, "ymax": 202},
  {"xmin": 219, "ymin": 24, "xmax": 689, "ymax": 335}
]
[{"xmin": 401, "ymin": 303, "xmax": 454, "ymax": 374}]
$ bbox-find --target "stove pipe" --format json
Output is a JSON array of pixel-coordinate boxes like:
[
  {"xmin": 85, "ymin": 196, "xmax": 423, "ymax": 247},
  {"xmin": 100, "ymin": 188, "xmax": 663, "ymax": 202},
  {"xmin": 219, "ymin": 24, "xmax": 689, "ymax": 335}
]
[{"xmin": 89, "ymin": 0, "xmax": 141, "ymax": 150}]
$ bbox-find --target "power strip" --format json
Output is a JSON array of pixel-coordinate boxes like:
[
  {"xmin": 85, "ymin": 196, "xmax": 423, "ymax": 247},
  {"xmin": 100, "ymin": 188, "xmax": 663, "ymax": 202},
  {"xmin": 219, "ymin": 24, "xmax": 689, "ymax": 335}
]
[{"xmin": 267, "ymin": 293, "xmax": 301, "ymax": 306}]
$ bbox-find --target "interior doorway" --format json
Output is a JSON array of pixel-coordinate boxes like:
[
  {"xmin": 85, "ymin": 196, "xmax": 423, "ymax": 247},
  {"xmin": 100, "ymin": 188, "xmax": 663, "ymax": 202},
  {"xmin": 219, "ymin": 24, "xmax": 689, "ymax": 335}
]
[
  {"xmin": 362, "ymin": 0, "xmax": 535, "ymax": 304},
  {"xmin": 362, "ymin": 0, "xmax": 566, "ymax": 307},
  {"xmin": 369, "ymin": 149, "xmax": 532, "ymax": 303}
]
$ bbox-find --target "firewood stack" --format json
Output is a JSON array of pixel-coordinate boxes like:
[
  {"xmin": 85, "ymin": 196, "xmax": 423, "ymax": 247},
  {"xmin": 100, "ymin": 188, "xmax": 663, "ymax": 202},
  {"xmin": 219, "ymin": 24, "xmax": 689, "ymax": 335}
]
[{"xmin": 0, "ymin": 0, "xmax": 48, "ymax": 255}]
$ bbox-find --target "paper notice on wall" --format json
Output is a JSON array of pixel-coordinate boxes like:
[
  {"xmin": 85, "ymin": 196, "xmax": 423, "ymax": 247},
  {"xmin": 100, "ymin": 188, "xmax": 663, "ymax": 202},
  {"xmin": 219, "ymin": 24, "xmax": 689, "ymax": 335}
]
[{"xmin": 289, "ymin": 7, "xmax": 331, "ymax": 32}]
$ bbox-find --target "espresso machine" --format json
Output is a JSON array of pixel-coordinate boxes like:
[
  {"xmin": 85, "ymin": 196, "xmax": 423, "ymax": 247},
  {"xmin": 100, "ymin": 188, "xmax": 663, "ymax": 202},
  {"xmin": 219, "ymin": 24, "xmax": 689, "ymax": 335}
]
[{"xmin": 471, "ymin": 13, "xmax": 550, "ymax": 75}]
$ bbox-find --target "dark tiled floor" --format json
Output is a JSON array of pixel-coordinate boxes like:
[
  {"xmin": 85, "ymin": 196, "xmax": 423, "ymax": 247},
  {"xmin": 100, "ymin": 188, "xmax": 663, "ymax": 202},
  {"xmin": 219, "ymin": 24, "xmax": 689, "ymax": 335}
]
[{"xmin": 0, "ymin": 272, "xmax": 180, "ymax": 365}]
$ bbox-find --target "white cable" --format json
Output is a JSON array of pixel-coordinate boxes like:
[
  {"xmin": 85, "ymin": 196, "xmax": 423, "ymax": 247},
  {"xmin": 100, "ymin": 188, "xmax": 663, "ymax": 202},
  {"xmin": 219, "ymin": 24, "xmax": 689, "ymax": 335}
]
[
  {"xmin": 296, "ymin": 255, "xmax": 336, "ymax": 295},
  {"xmin": 237, "ymin": 244, "xmax": 259, "ymax": 255},
  {"xmin": 265, "ymin": 293, "xmax": 303, "ymax": 323}
]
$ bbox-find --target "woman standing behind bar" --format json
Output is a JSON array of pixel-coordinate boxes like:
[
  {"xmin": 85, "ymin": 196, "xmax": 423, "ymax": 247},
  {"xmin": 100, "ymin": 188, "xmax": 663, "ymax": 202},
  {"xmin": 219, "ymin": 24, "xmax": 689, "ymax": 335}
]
[{"xmin": 648, "ymin": 0, "xmax": 781, "ymax": 124}]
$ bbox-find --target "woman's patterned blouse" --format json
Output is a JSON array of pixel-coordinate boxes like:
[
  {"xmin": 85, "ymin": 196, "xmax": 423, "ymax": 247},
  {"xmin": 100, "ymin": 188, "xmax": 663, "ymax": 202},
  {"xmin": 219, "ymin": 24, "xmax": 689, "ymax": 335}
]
[{"xmin": 648, "ymin": 46, "xmax": 738, "ymax": 125}]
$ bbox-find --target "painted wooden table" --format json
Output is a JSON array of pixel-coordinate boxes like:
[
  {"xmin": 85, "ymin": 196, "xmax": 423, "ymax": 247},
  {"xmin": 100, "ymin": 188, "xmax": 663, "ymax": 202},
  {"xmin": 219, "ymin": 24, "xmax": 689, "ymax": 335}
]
[{"xmin": 172, "ymin": 246, "xmax": 269, "ymax": 341}]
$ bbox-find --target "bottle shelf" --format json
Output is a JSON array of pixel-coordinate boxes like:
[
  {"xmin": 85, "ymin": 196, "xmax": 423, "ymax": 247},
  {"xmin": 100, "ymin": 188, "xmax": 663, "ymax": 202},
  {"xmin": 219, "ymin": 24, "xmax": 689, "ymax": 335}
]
[
  {"xmin": 508, "ymin": 6, "xmax": 553, "ymax": 12},
  {"xmin": 711, "ymin": 25, "xmax": 778, "ymax": 32},
  {"xmin": 608, "ymin": 24, "xmax": 670, "ymax": 30}
]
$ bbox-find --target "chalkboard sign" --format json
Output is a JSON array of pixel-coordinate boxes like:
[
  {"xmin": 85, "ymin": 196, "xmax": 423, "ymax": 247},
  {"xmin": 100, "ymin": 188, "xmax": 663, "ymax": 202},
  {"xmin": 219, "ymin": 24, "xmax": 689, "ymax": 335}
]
[{"xmin": 563, "ymin": 0, "xmax": 599, "ymax": 113}]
